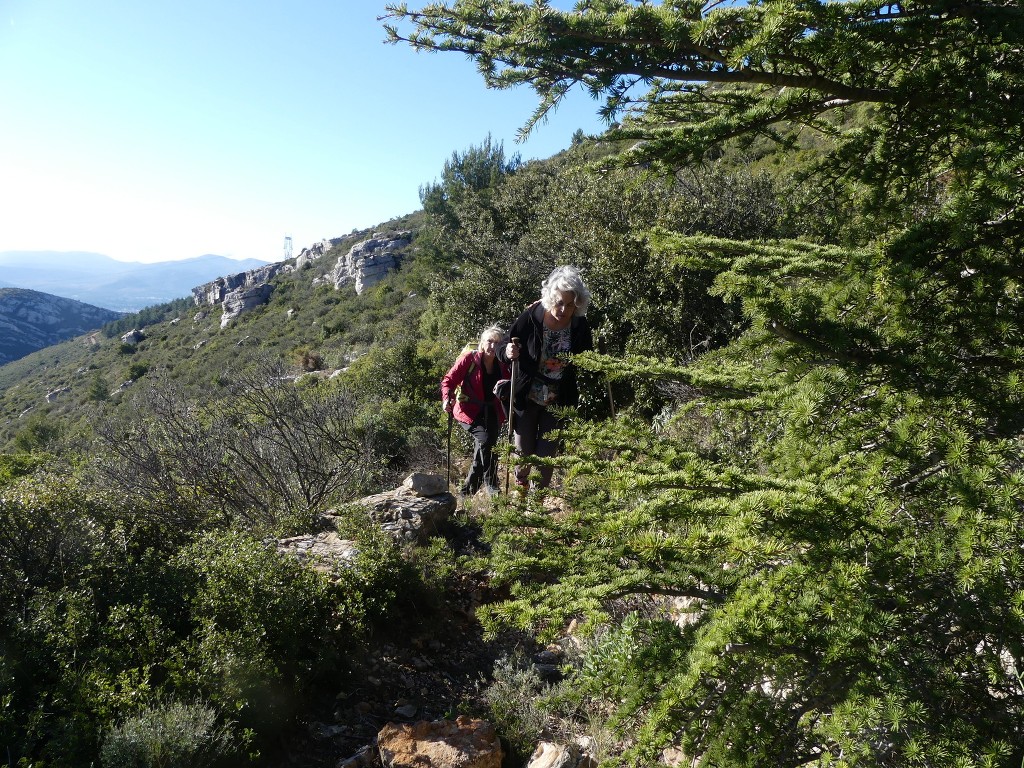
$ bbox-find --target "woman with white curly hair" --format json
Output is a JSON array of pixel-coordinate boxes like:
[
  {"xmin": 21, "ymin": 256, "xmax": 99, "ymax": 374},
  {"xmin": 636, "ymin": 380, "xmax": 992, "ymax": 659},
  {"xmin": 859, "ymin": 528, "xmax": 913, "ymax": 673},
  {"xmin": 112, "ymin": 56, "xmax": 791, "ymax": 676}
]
[{"xmin": 499, "ymin": 265, "xmax": 593, "ymax": 491}]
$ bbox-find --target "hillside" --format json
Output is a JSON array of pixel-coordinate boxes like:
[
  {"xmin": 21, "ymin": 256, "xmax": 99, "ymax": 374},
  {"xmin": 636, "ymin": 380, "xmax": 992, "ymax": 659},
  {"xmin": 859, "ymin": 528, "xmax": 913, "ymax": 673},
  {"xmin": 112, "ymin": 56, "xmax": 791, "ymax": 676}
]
[
  {"xmin": 0, "ymin": 213, "xmax": 427, "ymax": 447},
  {"xmin": 0, "ymin": 287, "xmax": 123, "ymax": 367},
  {"xmin": 1, "ymin": 3, "xmax": 1021, "ymax": 759}
]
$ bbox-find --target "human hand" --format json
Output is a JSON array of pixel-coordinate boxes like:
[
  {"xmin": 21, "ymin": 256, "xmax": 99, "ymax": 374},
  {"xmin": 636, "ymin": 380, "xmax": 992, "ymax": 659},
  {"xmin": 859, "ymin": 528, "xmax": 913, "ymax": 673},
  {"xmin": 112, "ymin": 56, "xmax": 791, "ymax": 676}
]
[
  {"xmin": 443, "ymin": 398, "xmax": 454, "ymax": 413},
  {"xmin": 506, "ymin": 337, "xmax": 521, "ymax": 361}
]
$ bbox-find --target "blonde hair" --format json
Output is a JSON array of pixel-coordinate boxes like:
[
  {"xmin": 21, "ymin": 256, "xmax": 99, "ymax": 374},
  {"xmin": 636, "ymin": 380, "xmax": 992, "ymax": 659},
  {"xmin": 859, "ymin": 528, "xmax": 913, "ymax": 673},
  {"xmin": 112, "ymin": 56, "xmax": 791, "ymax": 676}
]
[
  {"xmin": 477, "ymin": 324, "xmax": 504, "ymax": 351},
  {"xmin": 540, "ymin": 265, "xmax": 591, "ymax": 317}
]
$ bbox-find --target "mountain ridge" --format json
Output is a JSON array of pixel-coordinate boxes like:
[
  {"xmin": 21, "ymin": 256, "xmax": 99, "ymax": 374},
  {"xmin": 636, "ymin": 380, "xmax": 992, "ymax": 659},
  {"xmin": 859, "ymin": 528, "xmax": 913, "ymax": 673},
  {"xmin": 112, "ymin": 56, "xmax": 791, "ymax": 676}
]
[
  {"xmin": 0, "ymin": 287, "xmax": 124, "ymax": 367},
  {"xmin": 0, "ymin": 250, "xmax": 271, "ymax": 311}
]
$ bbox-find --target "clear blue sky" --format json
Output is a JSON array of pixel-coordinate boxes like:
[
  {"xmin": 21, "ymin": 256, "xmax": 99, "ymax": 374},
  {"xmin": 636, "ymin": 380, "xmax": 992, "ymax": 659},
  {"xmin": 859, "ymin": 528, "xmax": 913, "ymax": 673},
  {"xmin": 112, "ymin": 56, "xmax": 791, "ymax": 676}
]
[{"xmin": 0, "ymin": 1, "xmax": 606, "ymax": 264}]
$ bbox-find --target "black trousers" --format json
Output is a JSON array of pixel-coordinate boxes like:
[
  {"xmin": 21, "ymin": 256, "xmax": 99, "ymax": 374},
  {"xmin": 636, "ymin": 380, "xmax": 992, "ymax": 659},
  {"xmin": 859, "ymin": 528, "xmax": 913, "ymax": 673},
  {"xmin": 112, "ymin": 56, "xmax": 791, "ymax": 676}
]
[
  {"xmin": 512, "ymin": 400, "xmax": 562, "ymax": 489},
  {"xmin": 459, "ymin": 403, "xmax": 501, "ymax": 493}
]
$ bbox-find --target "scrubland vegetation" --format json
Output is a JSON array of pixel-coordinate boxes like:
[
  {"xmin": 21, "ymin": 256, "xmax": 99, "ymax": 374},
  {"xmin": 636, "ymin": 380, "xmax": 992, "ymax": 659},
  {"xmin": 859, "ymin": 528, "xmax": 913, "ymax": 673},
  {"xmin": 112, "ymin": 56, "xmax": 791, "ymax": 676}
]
[{"xmin": 3, "ymin": 0, "xmax": 1023, "ymax": 765}]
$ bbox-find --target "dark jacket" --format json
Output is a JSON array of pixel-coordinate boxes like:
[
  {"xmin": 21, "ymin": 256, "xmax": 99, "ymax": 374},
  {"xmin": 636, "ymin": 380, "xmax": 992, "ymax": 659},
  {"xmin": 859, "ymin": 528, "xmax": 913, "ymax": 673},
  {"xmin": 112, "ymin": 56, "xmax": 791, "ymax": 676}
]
[
  {"xmin": 440, "ymin": 350, "xmax": 510, "ymax": 426},
  {"xmin": 499, "ymin": 302, "xmax": 593, "ymax": 412}
]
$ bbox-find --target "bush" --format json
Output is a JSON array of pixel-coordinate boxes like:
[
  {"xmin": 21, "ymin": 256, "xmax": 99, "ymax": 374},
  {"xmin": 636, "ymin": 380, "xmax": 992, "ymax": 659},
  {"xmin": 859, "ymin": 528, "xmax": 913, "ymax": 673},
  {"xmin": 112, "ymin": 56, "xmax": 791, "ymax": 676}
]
[
  {"xmin": 169, "ymin": 531, "xmax": 348, "ymax": 734},
  {"xmin": 483, "ymin": 652, "xmax": 550, "ymax": 759},
  {"xmin": 100, "ymin": 698, "xmax": 235, "ymax": 768}
]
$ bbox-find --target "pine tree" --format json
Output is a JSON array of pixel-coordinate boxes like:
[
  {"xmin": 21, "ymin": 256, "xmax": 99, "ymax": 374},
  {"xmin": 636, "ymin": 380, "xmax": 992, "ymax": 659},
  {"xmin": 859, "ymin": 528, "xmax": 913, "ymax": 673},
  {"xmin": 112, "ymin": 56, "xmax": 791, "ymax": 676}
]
[{"xmin": 387, "ymin": 1, "xmax": 1024, "ymax": 764}]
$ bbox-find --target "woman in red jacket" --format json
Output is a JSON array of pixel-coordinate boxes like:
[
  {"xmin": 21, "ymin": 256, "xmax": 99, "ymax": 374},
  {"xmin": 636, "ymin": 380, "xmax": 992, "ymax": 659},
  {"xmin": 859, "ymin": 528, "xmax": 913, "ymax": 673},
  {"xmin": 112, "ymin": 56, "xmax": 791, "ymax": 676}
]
[{"xmin": 441, "ymin": 325, "xmax": 510, "ymax": 496}]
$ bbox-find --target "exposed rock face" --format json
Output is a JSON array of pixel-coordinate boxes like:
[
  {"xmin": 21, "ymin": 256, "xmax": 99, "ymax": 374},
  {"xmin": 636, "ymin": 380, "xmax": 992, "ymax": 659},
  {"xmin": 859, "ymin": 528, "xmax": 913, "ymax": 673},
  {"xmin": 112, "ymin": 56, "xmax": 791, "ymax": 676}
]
[
  {"xmin": 186, "ymin": 231, "xmax": 413, "ymax": 327},
  {"xmin": 0, "ymin": 287, "xmax": 123, "ymax": 365},
  {"xmin": 331, "ymin": 231, "xmax": 412, "ymax": 294},
  {"xmin": 219, "ymin": 283, "xmax": 274, "ymax": 328},
  {"xmin": 275, "ymin": 532, "xmax": 359, "ymax": 580},
  {"xmin": 45, "ymin": 387, "xmax": 71, "ymax": 403},
  {"xmin": 295, "ymin": 237, "xmax": 342, "ymax": 269},
  {"xmin": 192, "ymin": 262, "xmax": 292, "ymax": 307},
  {"xmin": 377, "ymin": 717, "xmax": 503, "ymax": 768},
  {"xmin": 191, "ymin": 262, "xmax": 292, "ymax": 327}
]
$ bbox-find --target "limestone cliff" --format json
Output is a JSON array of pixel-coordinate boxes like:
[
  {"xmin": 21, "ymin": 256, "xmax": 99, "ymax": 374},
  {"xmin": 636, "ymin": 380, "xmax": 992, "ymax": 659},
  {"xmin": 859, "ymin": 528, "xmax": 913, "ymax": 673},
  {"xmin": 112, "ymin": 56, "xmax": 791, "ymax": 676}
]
[{"xmin": 190, "ymin": 231, "xmax": 415, "ymax": 329}]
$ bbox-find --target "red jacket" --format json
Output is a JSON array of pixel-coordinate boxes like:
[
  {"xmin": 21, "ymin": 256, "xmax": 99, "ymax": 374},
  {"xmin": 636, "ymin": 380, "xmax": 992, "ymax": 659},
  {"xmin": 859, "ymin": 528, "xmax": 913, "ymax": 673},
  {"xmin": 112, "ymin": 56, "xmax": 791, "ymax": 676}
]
[{"xmin": 440, "ymin": 350, "xmax": 510, "ymax": 426}]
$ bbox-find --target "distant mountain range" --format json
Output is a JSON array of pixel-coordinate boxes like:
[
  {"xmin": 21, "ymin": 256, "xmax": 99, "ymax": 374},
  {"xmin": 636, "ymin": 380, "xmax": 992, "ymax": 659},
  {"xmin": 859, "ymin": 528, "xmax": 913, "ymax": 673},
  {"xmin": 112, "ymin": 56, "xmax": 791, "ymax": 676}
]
[
  {"xmin": 0, "ymin": 288, "xmax": 123, "ymax": 366},
  {"xmin": 0, "ymin": 251, "xmax": 271, "ymax": 312}
]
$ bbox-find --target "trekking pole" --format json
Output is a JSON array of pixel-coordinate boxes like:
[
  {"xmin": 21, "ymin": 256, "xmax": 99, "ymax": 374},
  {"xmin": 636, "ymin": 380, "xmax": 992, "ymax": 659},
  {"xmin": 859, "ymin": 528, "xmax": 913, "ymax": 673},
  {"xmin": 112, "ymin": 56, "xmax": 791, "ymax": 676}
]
[
  {"xmin": 446, "ymin": 410, "xmax": 454, "ymax": 489},
  {"xmin": 504, "ymin": 337, "xmax": 520, "ymax": 495}
]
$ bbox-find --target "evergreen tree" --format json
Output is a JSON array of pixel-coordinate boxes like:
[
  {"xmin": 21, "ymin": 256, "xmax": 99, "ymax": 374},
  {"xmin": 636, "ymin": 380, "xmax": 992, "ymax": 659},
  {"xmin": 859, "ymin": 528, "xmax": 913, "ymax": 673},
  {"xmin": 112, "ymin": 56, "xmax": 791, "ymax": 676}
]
[{"xmin": 387, "ymin": 1, "xmax": 1024, "ymax": 765}]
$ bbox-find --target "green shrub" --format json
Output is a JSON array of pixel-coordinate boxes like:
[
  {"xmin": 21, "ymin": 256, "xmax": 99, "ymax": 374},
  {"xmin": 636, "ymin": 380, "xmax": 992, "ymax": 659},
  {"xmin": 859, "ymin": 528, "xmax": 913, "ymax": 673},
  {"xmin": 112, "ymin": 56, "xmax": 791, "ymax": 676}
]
[
  {"xmin": 0, "ymin": 452, "xmax": 45, "ymax": 486},
  {"xmin": 126, "ymin": 362, "xmax": 150, "ymax": 381},
  {"xmin": 166, "ymin": 529, "xmax": 402, "ymax": 741},
  {"xmin": 483, "ymin": 652, "xmax": 549, "ymax": 760},
  {"xmin": 10, "ymin": 412, "xmax": 63, "ymax": 453},
  {"xmin": 100, "ymin": 698, "xmax": 235, "ymax": 768}
]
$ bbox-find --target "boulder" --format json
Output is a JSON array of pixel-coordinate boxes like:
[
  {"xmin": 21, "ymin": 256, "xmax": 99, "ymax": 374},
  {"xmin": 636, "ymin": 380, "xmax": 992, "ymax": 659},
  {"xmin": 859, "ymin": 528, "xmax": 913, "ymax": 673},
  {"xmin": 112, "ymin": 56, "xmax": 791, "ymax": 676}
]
[
  {"xmin": 344, "ymin": 488, "xmax": 456, "ymax": 543},
  {"xmin": 402, "ymin": 472, "xmax": 448, "ymax": 497},
  {"xmin": 525, "ymin": 742, "xmax": 598, "ymax": 768},
  {"xmin": 377, "ymin": 717, "xmax": 502, "ymax": 768}
]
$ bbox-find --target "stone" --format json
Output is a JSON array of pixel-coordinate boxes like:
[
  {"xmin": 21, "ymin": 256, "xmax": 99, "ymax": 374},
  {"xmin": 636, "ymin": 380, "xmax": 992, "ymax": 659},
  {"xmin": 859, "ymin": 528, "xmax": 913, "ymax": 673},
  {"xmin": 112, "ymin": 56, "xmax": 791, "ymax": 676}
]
[
  {"xmin": 219, "ymin": 283, "xmax": 274, "ymax": 328},
  {"xmin": 394, "ymin": 703, "xmax": 418, "ymax": 718},
  {"xmin": 192, "ymin": 262, "xmax": 292, "ymax": 307},
  {"xmin": 120, "ymin": 328, "xmax": 145, "ymax": 345},
  {"xmin": 337, "ymin": 745, "xmax": 379, "ymax": 768},
  {"xmin": 660, "ymin": 746, "xmax": 689, "ymax": 767},
  {"xmin": 525, "ymin": 743, "xmax": 578, "ymax": 768},
  {"xmin": 296, "ymin": 237, "xmax": 342, "ymax": 269},
  {"xmin": 275, "ymin": 532, "xmax": 359, "ymax": 575},
  {"xmin": 525, "ymin": 742, "xmax": 599, "ymax": 768},
  {"xmin": 330, "ymin": 489, "xmax": 456, "ymax": 544},
  {"xmin": 331, "ymin": 231, "xmax": 412, "ymax": 295},
  {"xmin": 377, "ymin": 716, "xmax": 502, "ymax": 768},
  {"xmin": 402, "ymin": 472, "xmax": 448, "ymax": 497}
]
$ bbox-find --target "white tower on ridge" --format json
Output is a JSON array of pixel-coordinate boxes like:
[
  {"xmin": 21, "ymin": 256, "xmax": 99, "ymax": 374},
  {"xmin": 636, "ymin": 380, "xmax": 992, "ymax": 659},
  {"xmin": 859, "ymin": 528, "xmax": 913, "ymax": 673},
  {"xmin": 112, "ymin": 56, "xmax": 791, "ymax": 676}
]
[{"xmin": 283, "ymin": 235, "xmax": 293, "ymax": 261}]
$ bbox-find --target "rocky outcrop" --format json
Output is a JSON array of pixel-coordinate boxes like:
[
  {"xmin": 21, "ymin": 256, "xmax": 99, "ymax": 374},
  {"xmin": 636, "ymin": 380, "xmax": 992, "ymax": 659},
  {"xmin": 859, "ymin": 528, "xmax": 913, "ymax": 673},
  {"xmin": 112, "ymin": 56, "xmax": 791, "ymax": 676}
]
[
  {"xmin": 295, "ymin": 237, "xmax": 343, "ymax": 269},
  {"xmin": 187, "ymin": 231, "xmax": 413, "ymax": 327},
  {"xmin": 274, "ymin": 531, "xmax": 360, "ymax": 580},
  {"xmin": 120, "ymin": 328, "xmax": 145, "ymax": 345},
  {"xmin": 331, "ymin": 231, "xmax": 412, "ymax": 294},
  {"xmin": 191, "ymin": 262, "xmax": 292, "ymax": 326},
  {"xmin": 276, "ymin": 473, "xmax": 456, "ymax": 576},
  {"xmin": 376, "ymin": 717, "xmax": 503, "ymax": 768},
  {"xmin": 339, "ymin": 482, "xmax": 456, "ymax": 543},
  {"xmin": 0, "ymin": 288, "xmax": 123, "ymax": 366},
  {"xmin": 192, "ymin": 262, "xmax": 292, "ymax": 307},
  {"xmin": 218, "ymin": 282, "xmax": 274, "ymax": 328}
]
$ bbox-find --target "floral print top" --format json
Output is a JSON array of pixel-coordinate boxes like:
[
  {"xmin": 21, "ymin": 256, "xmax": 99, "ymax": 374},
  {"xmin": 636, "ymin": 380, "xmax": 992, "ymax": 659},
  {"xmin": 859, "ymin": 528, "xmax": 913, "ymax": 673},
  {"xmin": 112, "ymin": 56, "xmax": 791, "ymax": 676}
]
[{"xmin": 528, "ymin": 325, "xmax": 572, "ymax": 406}]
